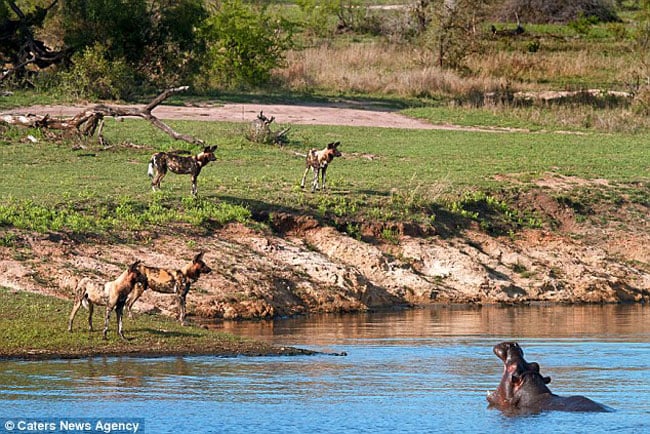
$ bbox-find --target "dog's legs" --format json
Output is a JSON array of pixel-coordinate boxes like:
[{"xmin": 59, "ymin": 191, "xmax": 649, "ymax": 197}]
[
  {"xmin": 300, "ymin": 167, "xmax": 310, "ymax": 189},
  {"xmin": 191, "ymin": 174, "xmax": 198, "ymax": 196},
  {"xmin": 103, "ymin": 305, "xmax": 113, "ymax": 340},
  {"xmin": 320, "ymin": 165, "xmax": 328, "ymax": 191},
  {"xmin": 125, "ymin": 282, "xmax": 145, "ymax": 319},
  {"xmin": 115, "ymin": 302, "xmax": 127, "ymax": 341},
  {"xmin": 311, "ymin": 167, "xmax": 319, "ymax": 192},
  {"xmin": 67, "ymin": 299, "xmax": 83, "ymax": 332},
  {"xmin": 151, "ymin": 170, "xmax": 166, "ymax": 191},
  {"xmin": 177, "ymin": 293, "xmax": 187, "ymax": 325},
  {"xmin": 87, "ymin": 301, "xmax": 94, "ymax": 331},
  {"xmin": 178, "ymin": 280, "xmax": 190, "ymax": 325}
]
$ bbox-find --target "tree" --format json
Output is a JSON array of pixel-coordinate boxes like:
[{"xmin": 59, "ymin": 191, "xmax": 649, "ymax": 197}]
[
  {"xmin": 200, "ymin": 0, "xmax": 293, "ymax": 88},
  {"xmin": 60, "ymin": 0, "xmax": 150, "ymax": 64},
  {"xmin": 0, "ymin": 0, "xmax": 67, "ymax": 84},
  {"xmin": 418, "ymin": 0, "xmax": 491, "ymax": 70}
]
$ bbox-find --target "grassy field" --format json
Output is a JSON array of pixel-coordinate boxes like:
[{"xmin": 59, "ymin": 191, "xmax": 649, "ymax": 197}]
[
  {"xmin": 0, "ymin": 287, "xmax": 310, "ymax": 359},
  {"xmin": 1, "ymin": 114, "xmax": 648, "ymax": 237}
]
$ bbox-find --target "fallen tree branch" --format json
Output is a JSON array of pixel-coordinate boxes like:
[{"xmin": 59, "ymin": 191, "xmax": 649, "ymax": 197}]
[{"xmin": 0, "ymin": 86, "xmax": 204, "ymax": 146}]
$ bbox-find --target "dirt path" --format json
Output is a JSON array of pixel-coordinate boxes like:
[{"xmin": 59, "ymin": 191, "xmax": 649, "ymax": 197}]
[{"xmin": 4, "ymin": 102, "xmax": 520, "ymax": 132}]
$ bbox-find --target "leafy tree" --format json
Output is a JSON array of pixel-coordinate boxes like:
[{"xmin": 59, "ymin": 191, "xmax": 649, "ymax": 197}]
[
  {"xmin": 495, "ymin": 0, "xmax": 620, "ymax": 24},
  {"xmin": 418, "ymin": 0, "xmax": 491, "ymax": 70},
  {"xmin": 143, "ymin": 0, "xmax": 209, "ymax": 86},
  {"xmin": 200, "ymin": 0, "xmax": 293, "ymax": 88},
  {"xmin": 0, "ymin": 1, "xmax": 66, "ymax": 84},
  {"xmin": 60, "ymin": 0, "xmax": 150, "ymax": 64},
  {"xmin": 59, "ymin": 0, "xmax": 210, "ymax": 89}
]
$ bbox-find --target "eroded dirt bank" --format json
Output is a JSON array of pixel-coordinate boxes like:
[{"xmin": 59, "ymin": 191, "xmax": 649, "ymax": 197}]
[{"xmin": 1, "ymin": 182, "xmax": 648, "ymax": 321}]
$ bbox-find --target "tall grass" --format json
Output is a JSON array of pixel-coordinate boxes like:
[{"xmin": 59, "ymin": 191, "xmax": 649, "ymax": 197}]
[{"xmin": 276, "ymin": 43, "xmax": 509, "ymax": 98}]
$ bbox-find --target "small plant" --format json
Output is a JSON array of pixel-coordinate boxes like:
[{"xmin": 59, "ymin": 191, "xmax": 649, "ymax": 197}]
[
  {"xmin": 344, "ymin": 222, "xmax": 362, "ymax": 240},
  {"xmin": 0, "ymin": 231, "xmax": 18, "ymax": 247},
  {"xmin": 381, "ymin": 227, "xmax": 400, "ymax": 244},
  {"xmin": 447, "ymin": 190, "xmax": 543, "ymax": 235}
]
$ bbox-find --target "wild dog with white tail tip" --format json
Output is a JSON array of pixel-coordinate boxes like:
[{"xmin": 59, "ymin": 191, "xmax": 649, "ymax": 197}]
[
  {"xmin": 300, "ymin": 141, "xmax": 342, "ymax": 192},
  {"xmin": 68, "ymin": 260, "xmax": 148, "ymax": 340},
  {"xmin": 148, "ymin": 145, "xmax": 217, "ymax": 196},
  {"xmin": 125, "ymin": 252, "xmax": 212, "ymax": 324}
]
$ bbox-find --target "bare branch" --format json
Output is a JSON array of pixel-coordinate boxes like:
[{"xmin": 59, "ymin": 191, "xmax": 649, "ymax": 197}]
[{"xmin": 0, "ymin": 87, "xmax": 205, "ymax": 146}]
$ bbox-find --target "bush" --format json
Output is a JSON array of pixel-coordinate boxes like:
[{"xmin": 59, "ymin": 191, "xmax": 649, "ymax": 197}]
[
  {"xmin": 495, "ymin": 0, "xmax": 620, "ymax": 24},
  {"xmin": 199, "ymin": 0, "xmax": 293, "ymax": 89},
  {"xmin": 58, "ymin": 44, "xmax": 135, "ymax": 100}
]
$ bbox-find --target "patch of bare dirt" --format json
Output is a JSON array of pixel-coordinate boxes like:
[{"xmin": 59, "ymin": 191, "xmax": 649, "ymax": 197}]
[{"xmin": 2, "ymin": 102, "xmax": 527, "ymax": 132}]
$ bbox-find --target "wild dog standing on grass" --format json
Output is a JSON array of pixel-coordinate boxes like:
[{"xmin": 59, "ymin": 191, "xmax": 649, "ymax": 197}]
[
  {"xmin": 148, "ymin": 145, "xmax": 217, "ymax": 196},
  {"xmin": 300, "ymin": 141, "xmax": 342, "ymax": 192},
  {"xmin": 125, "ymin": 252, "xmax": 212, "ymax": 324},
  {"xmin": 67, "ymin": 260, "xmax": 148, "ymax": 341}
]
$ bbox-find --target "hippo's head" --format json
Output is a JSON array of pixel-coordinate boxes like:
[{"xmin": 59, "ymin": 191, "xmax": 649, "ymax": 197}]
[
  {"xmin": 487, "ymin": 342, "xmax": 551, "ymax": 409},
  {"xmin": 488, "ymin": 342, "xmax": 610, "ymax": 414}
]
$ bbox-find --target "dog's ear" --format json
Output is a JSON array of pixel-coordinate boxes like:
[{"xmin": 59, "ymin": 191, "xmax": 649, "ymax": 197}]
[
  {"xmin": 208, "ymin": 145, "xmax": 218, "ymax": 152},
  {"xmin": 328, "ymin": 141, "xmax": 340, "ymax": 149},
  {"xmin": 129, "ymin": 260, "xmax": 141, "ymax": 271},
  {"xmin": 193, "ymin": 251, "xmax": 204, "ymax": 262}
]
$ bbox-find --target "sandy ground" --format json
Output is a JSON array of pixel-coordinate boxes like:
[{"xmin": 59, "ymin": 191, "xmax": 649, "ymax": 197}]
[{"xmin": 5, "ymin": 102, "xmax": 516, "ymax": 132}]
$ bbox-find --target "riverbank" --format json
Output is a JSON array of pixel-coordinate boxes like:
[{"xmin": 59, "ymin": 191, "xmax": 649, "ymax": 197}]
[
  {"xmin": 0, "ymin": 287, "xmax": 319, "ymax": 361},
  {"xmin": 1, "ymin": 181, "xmax": 648, "ymax": 360},
  {"xmin": 1, "ymin": 181, "xmax": 648, "ymax": 325}
]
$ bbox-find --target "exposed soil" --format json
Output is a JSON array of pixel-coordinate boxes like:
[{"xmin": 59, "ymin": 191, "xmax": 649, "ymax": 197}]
[
  {"xmin": 1, "ymin": 104, "xmax": 649, "ymax": 323},
  {"xmin": 4, "ymin": 102, "xmax": 514, "ymax": 132}
]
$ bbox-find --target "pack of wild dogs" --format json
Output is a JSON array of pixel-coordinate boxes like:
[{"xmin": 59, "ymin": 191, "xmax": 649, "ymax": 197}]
[
  {"xmin": 68, "ymin": 136, "xmax": 342, "ymax": 339},
  {"xmin": 68, "ymin": 252, "xmax": 213, "ymax": 340}
]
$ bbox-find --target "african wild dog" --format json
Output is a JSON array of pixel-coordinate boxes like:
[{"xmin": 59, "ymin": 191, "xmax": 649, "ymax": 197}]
[
  {"xmin": 68, "ymin": 260, "xmax": 148, "ymax": 340},
  {"xmin": 300, "ymin": 141, "xmax": 342, "ymax": 192},
  {"xmin": 148, "ymin": 145, "xmax": 217, "ymax": 196},
  {"xmin": 125, "ymin": 252, "xmax": 212, "ymax": 324}
]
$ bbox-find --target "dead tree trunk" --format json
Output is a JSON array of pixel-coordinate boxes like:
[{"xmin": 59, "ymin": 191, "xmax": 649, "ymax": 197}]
[
  {"xmin": 0, "ymin": 86, "xmax": 204, "ymax": 146},
  {"xmin": 245, "ymin": 111, "xmax": 290, "ymax": 145}
]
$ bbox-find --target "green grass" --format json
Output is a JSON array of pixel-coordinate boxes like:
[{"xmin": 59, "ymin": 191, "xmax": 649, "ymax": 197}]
[
  {"xmin": 0, "ymin": 286, "xmax": 296, "ymax": 359},
  {"xmin": 1, "ymin": 115, "xmax": 648, "ymax": 235}
]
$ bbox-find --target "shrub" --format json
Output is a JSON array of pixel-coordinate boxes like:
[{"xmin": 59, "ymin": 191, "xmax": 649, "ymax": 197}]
[
  {"xmin": 58, "ymin": 44, "xmax": 135, "ymax": 100},
  {"xmin": 199, "ymin": 0, "xmax": 293, "ymax": 89},
  {"xmin": 495, "ymin": 0, "xmax": 620, "ymax": 24}
]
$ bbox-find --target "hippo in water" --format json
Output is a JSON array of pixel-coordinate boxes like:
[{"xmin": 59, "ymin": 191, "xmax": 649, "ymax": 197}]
[{"xmin": 487, "ymin": 342, "xmax": 610, "ymax": 414}]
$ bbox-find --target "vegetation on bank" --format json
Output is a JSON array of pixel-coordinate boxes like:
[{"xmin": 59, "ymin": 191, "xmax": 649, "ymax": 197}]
[
  {"xmin": 0, "ymin": 116, "xmax": 648, "ymax": 242},
  {"xmin": 0, "ymin": 287, "xmax": 306, "ymax": 359}
]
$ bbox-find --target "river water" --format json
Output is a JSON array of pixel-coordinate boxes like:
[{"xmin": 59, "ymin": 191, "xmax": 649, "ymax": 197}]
[{"xmin": 1, "ymin": 305, "xmax": 649, "ymax": 433}]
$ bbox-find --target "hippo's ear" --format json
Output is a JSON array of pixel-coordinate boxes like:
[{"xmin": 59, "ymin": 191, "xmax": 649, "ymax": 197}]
[{"xmin": 542, "ymin": 376, "xmax": 551, "ymax": 384}]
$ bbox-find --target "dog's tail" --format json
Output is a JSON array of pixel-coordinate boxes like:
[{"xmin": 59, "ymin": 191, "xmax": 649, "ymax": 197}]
[
  {"xmin": 292, "ymin": 151, "xmax": 307, "ymax": 158},
  {"xmin": 74, "ymin": 278, "xmax": 90, "ymax": 310},
  {"xmin": 148, "ymin": 154, "xmax": 159, "ymax": 178},
  {"xmin": 81, "ymin": 293, "xmax": 90, "ymax": 310}
]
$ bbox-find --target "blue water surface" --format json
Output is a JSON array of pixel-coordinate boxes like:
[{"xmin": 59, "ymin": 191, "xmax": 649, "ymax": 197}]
[{"xmin": 1, "ymin": 305, "xmax": 649, "ymax": 433}]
